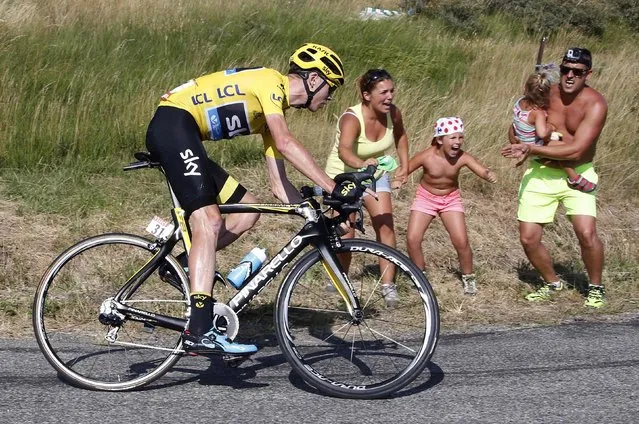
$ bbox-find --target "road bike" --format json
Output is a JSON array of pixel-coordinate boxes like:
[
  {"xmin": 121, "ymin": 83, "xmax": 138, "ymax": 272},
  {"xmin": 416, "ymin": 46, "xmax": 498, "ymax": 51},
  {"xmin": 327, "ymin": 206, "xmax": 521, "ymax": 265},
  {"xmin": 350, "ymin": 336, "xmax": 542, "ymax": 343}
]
[{"xmin": 32, "ymin": 152, "xmax": 440, "ymax": 399}]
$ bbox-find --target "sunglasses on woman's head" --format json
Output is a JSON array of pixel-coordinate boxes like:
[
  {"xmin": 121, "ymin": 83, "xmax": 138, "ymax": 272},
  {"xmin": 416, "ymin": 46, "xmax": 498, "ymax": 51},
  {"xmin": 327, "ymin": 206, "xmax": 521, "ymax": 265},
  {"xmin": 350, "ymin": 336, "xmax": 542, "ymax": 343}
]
[{"xmin": 364, "ymin": 69, "xmax": 392, "ymax": 85}]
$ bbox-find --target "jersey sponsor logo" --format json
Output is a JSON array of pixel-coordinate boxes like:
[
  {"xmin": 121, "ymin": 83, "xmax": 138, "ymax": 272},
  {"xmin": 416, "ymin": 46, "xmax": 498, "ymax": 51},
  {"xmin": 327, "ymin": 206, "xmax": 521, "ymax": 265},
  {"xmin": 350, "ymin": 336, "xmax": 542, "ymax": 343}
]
[
  {"xmin": 205, "ymin": 101, "xmax": 251, "ymax": 140},
  {"xmin": 216, "ymin": 84, "xmax": 246, "ymax": 98},
  {"xmin": 191, "ymin": 93, "xmax": 214, "ymax": 105},
  {"xmin": 180, "ymin": 149, "xmax": 202, "ymax": 176}
]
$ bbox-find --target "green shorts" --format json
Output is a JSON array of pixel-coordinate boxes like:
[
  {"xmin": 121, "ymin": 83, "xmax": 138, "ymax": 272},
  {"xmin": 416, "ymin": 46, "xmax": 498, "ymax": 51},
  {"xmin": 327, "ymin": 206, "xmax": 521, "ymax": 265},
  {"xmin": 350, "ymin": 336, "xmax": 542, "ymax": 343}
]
[{"xmin": 517, "ymin": 160, "xmax": 598, "ymax": 223}]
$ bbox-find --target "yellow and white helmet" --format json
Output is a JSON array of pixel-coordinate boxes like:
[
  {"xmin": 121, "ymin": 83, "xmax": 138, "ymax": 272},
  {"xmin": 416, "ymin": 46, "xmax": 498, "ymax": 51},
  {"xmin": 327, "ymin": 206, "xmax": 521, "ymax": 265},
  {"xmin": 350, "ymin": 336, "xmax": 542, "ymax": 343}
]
[{"xmin": 289, "ymin": 43, "xmax": 345, "ymax": 87}]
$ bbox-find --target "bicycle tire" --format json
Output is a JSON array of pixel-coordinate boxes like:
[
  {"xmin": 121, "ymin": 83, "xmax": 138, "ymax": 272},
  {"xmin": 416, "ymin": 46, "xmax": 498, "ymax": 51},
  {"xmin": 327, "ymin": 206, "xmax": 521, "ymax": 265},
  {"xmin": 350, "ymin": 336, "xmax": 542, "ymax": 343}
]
[
  {"xmin": 33, "ymin": 233, "xmax": 189, "ymax": 391},
  {"xmin": 275, "ymin": 239, "xmax": 439, "ymax": 399}
]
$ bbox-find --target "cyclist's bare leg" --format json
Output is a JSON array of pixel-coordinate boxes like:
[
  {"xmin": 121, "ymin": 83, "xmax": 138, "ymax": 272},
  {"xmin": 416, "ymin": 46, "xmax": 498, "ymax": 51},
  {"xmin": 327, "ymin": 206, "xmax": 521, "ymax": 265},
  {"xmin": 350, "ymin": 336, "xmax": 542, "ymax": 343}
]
[
  {"xmin": 363, "ymin": 192, "xmax": 396, "ymax": 282},
  {"xmin": 184, "ymin": 203, "xmax": 259, "ymax": 352},
  {"xmin": 217, "ymin": 191, "xmax": 260, "ymax": 250},
  {"xmin": 406, "ymin": 210, "xmax": 435, "ymax": 271},
  {"xmin": 188, "ymin": 204, "xmax": 224, "ymax": 295}
]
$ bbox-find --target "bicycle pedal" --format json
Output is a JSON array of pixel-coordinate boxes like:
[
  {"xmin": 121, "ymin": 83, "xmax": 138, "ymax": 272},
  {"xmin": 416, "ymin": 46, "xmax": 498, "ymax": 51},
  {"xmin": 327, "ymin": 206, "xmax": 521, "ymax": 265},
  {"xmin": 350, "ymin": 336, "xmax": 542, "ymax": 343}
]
[{"xmin": 222, "ymin": 355, "xmax": 253, "ymax": 368}]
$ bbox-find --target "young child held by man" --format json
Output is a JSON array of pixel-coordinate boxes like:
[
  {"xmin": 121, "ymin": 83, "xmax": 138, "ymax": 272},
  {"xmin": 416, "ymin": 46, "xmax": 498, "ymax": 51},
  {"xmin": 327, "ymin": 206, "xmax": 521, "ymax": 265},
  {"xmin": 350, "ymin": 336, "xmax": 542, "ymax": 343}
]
[{"xmin": 512, "ymin": 71, "xmax": 597, "ymax": 192}]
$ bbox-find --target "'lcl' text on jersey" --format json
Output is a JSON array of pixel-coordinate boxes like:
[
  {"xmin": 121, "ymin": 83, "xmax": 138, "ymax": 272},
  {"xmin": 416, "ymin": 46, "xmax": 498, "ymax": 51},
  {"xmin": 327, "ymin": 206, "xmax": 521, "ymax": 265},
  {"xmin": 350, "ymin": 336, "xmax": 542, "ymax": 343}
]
[{"xmin": 217, "ymin": 84, "xmax": 246, "ymax": 98}]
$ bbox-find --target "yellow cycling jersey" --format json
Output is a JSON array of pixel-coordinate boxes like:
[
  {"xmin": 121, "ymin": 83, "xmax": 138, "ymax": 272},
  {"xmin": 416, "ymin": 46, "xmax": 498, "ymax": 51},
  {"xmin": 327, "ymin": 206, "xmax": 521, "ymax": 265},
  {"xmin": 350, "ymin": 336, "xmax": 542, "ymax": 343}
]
[{"xmin": 159, "ymin": 67, "xmax": 290, "ymax": 158}]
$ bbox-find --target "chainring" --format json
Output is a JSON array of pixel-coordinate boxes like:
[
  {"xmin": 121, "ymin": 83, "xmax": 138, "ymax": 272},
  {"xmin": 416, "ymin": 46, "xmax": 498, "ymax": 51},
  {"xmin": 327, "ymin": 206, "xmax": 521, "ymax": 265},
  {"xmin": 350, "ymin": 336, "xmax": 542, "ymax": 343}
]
[{"xmin": 212, "ymin": 303, "xmax": 239, "ymax": 340}]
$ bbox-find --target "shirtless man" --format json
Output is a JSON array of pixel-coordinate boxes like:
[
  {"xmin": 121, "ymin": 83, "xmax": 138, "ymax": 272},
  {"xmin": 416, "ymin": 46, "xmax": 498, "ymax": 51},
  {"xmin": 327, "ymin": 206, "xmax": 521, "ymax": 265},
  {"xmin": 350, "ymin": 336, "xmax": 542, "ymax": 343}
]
[{"xmin": 501, "ymin": 47, "xmax": 608, "ymax": 308}]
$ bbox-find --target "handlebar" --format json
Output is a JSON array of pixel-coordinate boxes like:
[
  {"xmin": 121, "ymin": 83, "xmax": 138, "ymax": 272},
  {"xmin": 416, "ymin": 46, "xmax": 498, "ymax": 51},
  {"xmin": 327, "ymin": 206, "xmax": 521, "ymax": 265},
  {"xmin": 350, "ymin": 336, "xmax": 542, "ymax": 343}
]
[
  {"xmin": 332, "ymin": 164, "xmax": 377, "ymax": 186},
  {"xmin": 299, "ymin": 165, "xmax": 378, "ymax": 234},
  {"xmin": 324, "ymin": 164, "xmax": 377, "ymax": 207},
  {"xmin": 300, "ymin": 165, "xmax": 377, "ymax": 204}
]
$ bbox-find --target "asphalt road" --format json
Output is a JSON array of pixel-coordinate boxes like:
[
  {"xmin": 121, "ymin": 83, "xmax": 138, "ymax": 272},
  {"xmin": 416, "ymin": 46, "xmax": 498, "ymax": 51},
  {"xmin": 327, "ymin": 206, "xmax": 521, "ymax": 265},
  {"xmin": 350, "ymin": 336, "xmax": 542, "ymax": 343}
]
[{"xmin": 1, "ymin": 315, "xmax": 637, "ymax": 424}]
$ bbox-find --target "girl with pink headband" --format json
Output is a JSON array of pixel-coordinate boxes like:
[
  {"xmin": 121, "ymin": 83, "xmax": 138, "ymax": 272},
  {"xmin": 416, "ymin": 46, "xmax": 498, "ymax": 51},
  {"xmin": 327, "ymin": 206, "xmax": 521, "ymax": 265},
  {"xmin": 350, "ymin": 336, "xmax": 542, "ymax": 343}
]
[{"xmin": 406, "ymin": 117, "xmax": 497, "ymax": 295}]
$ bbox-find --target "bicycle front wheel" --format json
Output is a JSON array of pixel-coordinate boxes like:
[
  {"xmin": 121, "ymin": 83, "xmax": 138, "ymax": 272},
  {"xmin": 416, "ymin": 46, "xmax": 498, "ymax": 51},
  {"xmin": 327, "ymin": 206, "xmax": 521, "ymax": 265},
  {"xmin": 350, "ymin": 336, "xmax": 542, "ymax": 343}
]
[
  {"xmin": 275, "ymin": 239, "xmax": 439, "ymax": 399},
  {"xmin": 33, "ymin": 233, "xmax": 189, "ymax": 391}
]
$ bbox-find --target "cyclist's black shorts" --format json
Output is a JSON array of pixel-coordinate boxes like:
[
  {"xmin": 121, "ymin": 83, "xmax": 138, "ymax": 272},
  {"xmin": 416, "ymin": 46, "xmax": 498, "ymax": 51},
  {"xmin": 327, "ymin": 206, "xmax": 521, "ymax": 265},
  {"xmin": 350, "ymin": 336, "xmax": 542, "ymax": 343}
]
[{"xmin": 145, "ymin": 106, "xmax": 247, "ymax": 217}]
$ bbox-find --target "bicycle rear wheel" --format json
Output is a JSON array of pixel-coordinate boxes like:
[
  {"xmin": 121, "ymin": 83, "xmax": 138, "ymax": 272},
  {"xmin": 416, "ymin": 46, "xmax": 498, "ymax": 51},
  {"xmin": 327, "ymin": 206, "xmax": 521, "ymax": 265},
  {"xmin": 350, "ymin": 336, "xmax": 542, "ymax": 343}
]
[
  {"xmin": 33, "ymin": 233, "xmax": 189, "ymax": 391},
  {"xmin": 275, "ymin": 239, "xmax": 439, "ymax": 399}
]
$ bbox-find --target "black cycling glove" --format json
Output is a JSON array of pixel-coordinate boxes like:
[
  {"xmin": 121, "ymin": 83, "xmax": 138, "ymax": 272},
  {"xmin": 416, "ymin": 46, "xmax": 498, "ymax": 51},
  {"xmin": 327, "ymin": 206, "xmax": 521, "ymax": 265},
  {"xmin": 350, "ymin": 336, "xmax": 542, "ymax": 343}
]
[{"xmin": 330, "ymin": 180, "xmax": 360, "ymax": 203}]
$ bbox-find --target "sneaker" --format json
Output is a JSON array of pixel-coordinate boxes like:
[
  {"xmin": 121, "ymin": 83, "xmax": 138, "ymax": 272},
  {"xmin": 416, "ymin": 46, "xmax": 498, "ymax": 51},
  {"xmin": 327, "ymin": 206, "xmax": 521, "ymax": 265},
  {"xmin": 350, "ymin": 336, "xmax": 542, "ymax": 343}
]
[
  {"xmin": 584, "ymin": 284, "xmax": 605, "ymax": 308},
  {"xmin": 461, "ymin": 274, "xmax": 477, "ymax": 295},
  {"xmin": 525, "ymin": 281, "xmax": 564, "ymax": 301},
  {"xmin": 182, "ymin": 328, "xmax": 258, "ymax": 356},
  {"xmin": 381, "ymin": 283, "xmax": 399, "ymax": 307}
]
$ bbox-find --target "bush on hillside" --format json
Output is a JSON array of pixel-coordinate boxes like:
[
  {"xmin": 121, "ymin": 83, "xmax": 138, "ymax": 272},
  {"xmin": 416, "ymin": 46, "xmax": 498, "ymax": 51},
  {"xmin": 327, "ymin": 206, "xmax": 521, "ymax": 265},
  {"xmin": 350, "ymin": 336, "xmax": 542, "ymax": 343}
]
[
  {"xmin": 608, "ymin": 0, "xmax": 639, "ymax": 33},
  {"xmin": 409, "ymin": 0, "xmax": 638, "ymax": 38}
]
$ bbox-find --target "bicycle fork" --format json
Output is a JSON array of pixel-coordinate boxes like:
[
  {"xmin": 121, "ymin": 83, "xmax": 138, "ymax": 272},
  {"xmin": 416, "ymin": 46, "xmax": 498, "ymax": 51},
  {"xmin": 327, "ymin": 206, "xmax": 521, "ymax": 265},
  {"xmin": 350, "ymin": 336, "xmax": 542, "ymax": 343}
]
[{"xmin": 317, "ymin": 243, "xmax": 364, "ymax": 323}]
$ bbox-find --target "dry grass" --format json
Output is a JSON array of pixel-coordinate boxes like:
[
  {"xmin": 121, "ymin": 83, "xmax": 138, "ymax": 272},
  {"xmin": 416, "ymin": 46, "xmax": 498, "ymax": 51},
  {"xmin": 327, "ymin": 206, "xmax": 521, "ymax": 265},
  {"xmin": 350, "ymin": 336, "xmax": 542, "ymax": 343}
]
[
  {"xmin": 1, "ymin": 0, "xmax": 638, "ymax": 338},
  {"xmin": 3, "ymin": 163, "xmax": 638, "ymax": 338}
]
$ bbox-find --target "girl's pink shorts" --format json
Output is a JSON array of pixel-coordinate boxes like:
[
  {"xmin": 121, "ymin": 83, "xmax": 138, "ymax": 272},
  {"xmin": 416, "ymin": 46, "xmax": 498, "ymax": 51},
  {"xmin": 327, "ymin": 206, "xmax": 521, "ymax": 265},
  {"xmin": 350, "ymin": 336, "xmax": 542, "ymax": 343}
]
[{"xmin": 410, "ymin": 185, "xmax": 464, "ymax": 216}]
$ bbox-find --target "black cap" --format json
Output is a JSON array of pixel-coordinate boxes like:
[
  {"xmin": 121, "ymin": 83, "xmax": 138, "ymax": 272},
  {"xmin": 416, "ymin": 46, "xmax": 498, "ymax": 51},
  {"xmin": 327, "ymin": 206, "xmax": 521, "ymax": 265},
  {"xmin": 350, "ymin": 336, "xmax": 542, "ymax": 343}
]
[{"xmin": 563, "ymin": 47, "xmax": 592, "ymax": 69}]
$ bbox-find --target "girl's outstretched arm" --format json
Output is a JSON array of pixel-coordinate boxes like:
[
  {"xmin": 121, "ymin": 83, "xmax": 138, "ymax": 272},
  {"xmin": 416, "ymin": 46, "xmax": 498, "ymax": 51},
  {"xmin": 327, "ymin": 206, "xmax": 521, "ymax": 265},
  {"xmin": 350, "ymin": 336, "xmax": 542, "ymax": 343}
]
[
  {"xmin": 463, "ymin": 152, "xmax": 497, "ymax": 183},
  {"xmin": 407, "ymin": 150, "xmax": 427, "ymax": 176}
]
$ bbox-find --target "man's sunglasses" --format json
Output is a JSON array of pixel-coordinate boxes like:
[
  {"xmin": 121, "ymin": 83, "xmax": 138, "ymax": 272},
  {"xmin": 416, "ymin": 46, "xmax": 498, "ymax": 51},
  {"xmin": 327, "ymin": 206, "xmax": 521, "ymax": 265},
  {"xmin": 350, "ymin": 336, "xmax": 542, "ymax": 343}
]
[
  {"xmin": 327, "ymin": 82, "xmax": 338, "ymax": 99},
  {"xmin": 559, "ymin": 65, "xmax": 589, "ymax": 77}
]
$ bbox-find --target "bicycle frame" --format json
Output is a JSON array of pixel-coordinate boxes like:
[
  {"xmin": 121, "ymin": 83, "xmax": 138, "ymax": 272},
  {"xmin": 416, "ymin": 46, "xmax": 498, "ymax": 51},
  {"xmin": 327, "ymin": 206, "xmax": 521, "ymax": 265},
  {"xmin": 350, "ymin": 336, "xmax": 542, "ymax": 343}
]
[
  {"xmin": 114, "ymin": 155, "xmax": 365, "ymax": 334},
  {"xmin": 219, "ymin": 202, "xmax": 360, "ymax": 317},
  {"xmin": 110, "ymin": 203, "xmax": 363, "ymax": 334}
]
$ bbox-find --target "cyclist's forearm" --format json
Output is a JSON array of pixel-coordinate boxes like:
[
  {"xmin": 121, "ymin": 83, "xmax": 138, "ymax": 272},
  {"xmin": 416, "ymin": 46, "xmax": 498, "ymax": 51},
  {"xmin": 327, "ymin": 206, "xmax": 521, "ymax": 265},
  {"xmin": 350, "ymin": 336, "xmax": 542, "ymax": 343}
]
[
  {"xmin": 272, "ymin": 179, "xmax": 303, "ymax": 203},
  {"xmin": 280, "ymin": 140, "xmax": 335, "ymax": 192}
]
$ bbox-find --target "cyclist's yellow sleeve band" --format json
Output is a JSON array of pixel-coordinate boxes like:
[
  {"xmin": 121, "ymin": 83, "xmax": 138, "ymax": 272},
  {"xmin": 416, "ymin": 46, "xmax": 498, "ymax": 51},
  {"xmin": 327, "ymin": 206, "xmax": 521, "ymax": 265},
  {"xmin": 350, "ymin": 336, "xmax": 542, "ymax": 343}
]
[
  {"xmin": 217, "ymin": 177, "xmax": 240, "ymax": 204},
  {"xmin": 263, "ymin": 130, "xmax": 283, "ymax": 159}
]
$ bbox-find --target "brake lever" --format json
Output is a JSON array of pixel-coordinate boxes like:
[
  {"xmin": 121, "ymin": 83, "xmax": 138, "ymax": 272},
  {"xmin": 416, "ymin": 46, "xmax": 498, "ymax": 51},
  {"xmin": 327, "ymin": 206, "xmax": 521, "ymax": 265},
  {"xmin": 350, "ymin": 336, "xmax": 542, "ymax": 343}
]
[{"xmin": 355, "ymin": 208, "xmax": 365, "ymax": 234}]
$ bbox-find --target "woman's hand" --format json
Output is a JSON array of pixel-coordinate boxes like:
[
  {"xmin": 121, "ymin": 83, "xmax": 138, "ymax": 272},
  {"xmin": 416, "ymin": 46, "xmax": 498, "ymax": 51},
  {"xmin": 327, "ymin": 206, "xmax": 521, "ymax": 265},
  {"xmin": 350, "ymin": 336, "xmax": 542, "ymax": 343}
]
[
  {"xmin": 361, "ymin": 157, "xmax": 379, "ymax": 168},
  {"xmin": 391, "ymin": 166, "xmax": 408, "ymax": 189}
]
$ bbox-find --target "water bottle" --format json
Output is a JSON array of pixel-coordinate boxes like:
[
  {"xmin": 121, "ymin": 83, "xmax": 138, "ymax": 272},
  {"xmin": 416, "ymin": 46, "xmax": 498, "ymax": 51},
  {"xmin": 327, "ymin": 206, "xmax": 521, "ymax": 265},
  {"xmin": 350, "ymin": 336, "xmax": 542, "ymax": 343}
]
[{"xmin": 226, "ymin": 247, "xmax": 267, "ymax": 289}]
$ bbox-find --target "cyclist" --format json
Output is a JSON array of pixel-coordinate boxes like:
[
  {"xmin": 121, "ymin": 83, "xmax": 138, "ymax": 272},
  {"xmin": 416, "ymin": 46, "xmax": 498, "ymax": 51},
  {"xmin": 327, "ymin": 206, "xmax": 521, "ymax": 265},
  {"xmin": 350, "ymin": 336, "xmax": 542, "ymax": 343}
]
[{"xmin": 145, "ymin": 43, "xmax": 346, "ymax": 355}]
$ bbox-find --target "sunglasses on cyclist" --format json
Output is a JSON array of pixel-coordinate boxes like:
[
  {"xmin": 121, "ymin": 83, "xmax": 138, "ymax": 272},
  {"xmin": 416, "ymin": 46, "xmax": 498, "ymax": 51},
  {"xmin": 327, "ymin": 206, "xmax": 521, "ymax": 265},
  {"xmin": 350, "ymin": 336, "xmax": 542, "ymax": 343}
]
[
  {"xmin": 559, "ymin": 65, "xmax": 589, "ymax": 78},
  {"xmin": 322, "ymin": 79, "xmax": 339, "ymax": 100}
]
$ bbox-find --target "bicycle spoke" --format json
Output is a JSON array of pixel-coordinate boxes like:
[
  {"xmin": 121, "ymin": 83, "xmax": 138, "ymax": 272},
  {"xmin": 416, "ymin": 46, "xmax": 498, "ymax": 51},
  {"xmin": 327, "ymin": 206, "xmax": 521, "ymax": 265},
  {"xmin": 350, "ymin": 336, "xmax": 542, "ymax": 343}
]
[
  {"xmin": 276, "ymin": 239, "xmax": 439, "ymax": 398},
  {"xmin": 34, "ymin": 234, "xmax": 188, "ymax": 390}
]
